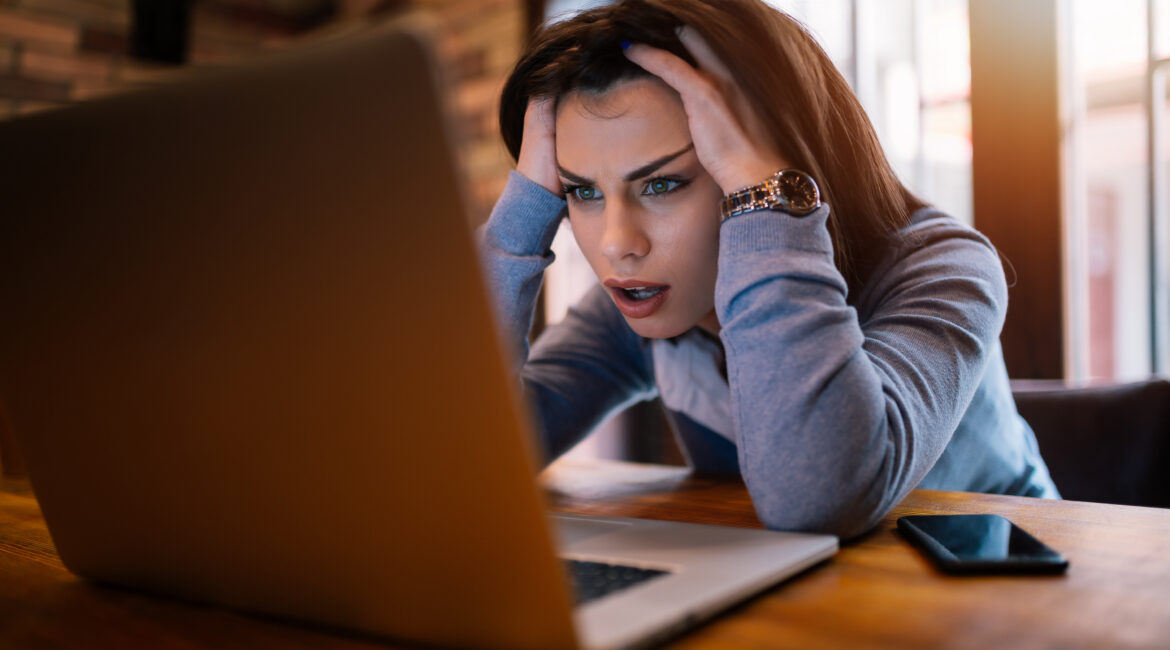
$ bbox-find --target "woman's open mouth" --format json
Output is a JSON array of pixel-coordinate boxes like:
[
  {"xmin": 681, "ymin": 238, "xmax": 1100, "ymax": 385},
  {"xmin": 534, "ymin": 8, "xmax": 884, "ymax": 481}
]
[
  {"xmin": 622, "ymin": 286, "xmax": 666, "ymax": 301},
  {"xmin": 605, "ymin": 280, "xmax": 671, "ymax": 319}
]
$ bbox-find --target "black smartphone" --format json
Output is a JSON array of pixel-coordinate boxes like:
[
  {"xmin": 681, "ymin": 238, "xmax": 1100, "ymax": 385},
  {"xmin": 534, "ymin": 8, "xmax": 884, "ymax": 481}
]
[{"xmin": 897, "ymin": 514, "xmax": 1069, "ymax": 575}]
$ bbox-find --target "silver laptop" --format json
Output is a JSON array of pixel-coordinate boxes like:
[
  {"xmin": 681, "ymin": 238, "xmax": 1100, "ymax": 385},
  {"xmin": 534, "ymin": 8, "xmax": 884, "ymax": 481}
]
[{"xmin": 0, "ymin": 15, "xmax": 836, "ymax": 650}]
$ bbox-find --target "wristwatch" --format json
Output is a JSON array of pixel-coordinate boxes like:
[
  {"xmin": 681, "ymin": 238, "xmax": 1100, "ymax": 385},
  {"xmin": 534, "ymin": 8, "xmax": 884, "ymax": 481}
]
[{"xmin": 719, "ymin": 169, "xmax": 821, "ymax": 221}]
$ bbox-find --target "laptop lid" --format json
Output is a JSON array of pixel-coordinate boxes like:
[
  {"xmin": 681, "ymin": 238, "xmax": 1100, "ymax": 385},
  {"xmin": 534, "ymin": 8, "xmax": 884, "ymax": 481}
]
[{"xmin": 0, "ymin": 16, "xmax": 578, "ymax": 650}]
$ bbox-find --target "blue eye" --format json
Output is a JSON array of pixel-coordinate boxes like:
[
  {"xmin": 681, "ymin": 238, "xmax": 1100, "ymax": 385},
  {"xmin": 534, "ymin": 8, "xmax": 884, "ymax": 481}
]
[
  {"xmin": 563, "ymin": 185, "xmax": 601, "ymax": 202},
  {"xmin": 643, "ymin": 178, "xmax": 683, "ymax": 196}
]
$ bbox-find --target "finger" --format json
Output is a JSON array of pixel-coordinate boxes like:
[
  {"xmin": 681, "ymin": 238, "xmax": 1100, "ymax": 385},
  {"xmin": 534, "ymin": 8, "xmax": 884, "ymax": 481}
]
[
  {"xmin": 524, "ymin": 96, "xmax": 556, "ymax": 138},
  {"xmin": 675, "ymin": 26, "xmax": 756, "ymax": 130},
  {"xmin": 623, "ymin": 42, "xmax": 713, "ymax": 103},
  {"xmin": 626, "ymin": 40, "xmax": 749, "ymax": 143},
  {"xmin": 517, "ymin": 96, "xmax": 561, "ymax": 195},
  {"xmin": 674, "ymin": 27, "xmax": 769, "ymax": 155},
  {"xmin": 675, "ymin": 26, "xmax": 734, "ymax": 84}
]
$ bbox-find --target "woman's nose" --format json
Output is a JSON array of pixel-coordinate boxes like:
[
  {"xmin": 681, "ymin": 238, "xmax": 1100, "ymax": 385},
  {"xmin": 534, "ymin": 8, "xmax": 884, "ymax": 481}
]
[{"xmin": 600, "ymin": 200, "xmax": 650, "ymax": 263}]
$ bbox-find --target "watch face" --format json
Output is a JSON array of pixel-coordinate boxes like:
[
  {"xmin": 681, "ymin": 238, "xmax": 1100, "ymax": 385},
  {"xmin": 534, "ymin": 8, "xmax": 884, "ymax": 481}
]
[{"xmin": 777, "ymin": 170, "xmax": 821, "ymax": 215}]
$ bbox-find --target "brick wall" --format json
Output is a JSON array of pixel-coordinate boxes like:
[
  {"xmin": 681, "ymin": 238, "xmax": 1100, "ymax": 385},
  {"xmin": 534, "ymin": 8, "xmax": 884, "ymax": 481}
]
[
  {"xmin": 0, "ymin": 1, "xmax": 278, "ymax": 116},
  {"xmin": 418, "ymin": 0, "xmax": 523, "ymax": 220},
  {"xmin": 0, "ymin": 0, "xmax": 522, "ymax": 221}
]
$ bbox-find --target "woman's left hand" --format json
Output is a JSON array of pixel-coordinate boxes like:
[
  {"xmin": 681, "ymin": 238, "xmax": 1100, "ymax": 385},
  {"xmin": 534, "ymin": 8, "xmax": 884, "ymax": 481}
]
[{"xmin": 623, "ymin": 26, "xmax": 788, "ymax": 196}]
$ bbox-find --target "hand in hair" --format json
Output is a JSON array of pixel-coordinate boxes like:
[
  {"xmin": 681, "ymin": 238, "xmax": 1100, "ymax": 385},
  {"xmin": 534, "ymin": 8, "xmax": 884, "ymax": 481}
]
[
  {"xmin": 623, "ymin": 26, "xmax": 788, "ymax": 197},
  {"xmin": 515, "ymin": 96, "xmax": 561, "ymax": 197}
]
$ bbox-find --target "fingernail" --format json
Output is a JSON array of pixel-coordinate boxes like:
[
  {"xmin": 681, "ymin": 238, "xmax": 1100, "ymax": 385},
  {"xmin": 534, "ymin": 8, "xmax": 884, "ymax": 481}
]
[{"xmin": 620, "ymin": 39, "xmax": 631, "ymax": 51}]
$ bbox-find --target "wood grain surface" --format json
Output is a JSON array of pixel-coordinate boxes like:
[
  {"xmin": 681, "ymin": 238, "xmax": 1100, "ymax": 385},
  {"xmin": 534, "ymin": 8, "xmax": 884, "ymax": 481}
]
[{"xmin": 2, "ymin": 459, "xmax": 1168, "ymax": 649}]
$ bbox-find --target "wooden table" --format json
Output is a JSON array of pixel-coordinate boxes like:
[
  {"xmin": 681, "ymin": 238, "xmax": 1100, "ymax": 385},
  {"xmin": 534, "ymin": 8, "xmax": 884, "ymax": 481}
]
[{"xmin": 3, "ymin": 460, "xmax": 1169, "ymax": 648}]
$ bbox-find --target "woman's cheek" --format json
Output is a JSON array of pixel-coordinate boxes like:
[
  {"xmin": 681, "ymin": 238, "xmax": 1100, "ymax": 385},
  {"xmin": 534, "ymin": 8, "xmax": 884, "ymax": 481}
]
[{"xmin": 567, "ymin": 216, "xmax": 603, "ymax": 265}]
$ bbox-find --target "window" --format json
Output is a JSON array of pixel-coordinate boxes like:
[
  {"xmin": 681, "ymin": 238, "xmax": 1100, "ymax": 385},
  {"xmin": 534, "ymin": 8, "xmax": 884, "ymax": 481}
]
[
  {"xmin": 1066, "ymin": 0, "xmax": 1169, "ymax": 379},
  {"xmin": 771, "ymin": 0, "xmax": 972, "ymax": 223}
]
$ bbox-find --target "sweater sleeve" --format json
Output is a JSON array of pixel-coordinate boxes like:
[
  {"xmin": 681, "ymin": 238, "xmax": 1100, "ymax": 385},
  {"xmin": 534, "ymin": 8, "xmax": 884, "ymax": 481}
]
[
  {"xmin": 477, "ymin": 172, "xmax": 657, "ymax": 463},
  {"xmin": 477, "ymin": 170, "xmax": 566, "ymax": 369},
  {"xmin": 716, "ymin": 205, "xmax": 1007, "ymax": 539}
]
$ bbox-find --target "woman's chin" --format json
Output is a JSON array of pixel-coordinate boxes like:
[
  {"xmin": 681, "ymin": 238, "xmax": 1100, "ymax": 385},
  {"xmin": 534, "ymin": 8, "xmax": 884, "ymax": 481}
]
[{"xmin": 622, "ymin": 316, "xmax": 692, "ymax": 340}]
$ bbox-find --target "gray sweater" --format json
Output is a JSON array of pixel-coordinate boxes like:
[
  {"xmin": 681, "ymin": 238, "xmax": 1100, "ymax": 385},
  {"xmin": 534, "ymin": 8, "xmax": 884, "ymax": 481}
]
[{"xmin": 479, "ymin": 171, "xmax": 1058, "ymax": 538}]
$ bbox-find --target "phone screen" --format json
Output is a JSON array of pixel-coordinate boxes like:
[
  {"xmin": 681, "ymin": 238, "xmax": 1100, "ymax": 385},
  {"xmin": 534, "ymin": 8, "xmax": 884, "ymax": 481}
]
[{"xmin": 897, "ymin": 514, "xmax": 1069, "ymax": 574}]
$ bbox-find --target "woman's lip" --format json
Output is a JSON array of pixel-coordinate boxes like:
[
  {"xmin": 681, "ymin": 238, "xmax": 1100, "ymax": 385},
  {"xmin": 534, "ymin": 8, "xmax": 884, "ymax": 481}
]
[
  {"xmin": 604, "ymin": 278, "xmax": 667, "ymax": 290},
  {"xmin": 608, "ymin": 285, "xmax": 671, "ymax": 319}
]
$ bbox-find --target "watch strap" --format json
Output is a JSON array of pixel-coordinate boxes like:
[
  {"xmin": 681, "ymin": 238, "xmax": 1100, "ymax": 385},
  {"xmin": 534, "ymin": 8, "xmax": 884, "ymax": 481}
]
[{"xmin": 719, "ymin": 169, "xmax": 820, "ymax": 221}]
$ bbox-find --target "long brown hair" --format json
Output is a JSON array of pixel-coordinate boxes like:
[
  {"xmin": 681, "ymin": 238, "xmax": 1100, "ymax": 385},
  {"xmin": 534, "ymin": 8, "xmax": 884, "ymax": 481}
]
[{"xmin": 499, "ymin": 0, "xmax": 926, "ymax": 292}]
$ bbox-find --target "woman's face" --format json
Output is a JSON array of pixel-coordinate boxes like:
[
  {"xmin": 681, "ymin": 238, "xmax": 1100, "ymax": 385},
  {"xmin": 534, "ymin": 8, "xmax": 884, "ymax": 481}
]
[{"xmin": 555, "ymin": 77, "xmax": 724, "ymax": 339}]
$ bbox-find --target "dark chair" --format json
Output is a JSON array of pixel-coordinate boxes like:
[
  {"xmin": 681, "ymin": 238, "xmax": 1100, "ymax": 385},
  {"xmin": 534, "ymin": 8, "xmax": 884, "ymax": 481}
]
[
  {"xmin": 1012, "ymin": 378, "xmax": 1170, "ymax": 508},
  {"xmin": 0, "ymin": 402, "xmax": 26, "ymax": 478}
]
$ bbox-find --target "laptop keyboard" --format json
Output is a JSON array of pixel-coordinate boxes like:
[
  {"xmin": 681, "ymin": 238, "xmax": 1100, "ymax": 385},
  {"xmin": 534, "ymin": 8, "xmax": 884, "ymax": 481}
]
[{"xmin": 563, "ymin": 559, "xmax": 670, "ymax": 605}]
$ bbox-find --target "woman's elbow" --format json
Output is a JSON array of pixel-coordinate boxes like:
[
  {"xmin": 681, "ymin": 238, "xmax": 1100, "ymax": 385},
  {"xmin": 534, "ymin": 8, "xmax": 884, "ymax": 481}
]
[{"xmin": 753, "ymin": 498, "xmax": 890, "ymax": 540}]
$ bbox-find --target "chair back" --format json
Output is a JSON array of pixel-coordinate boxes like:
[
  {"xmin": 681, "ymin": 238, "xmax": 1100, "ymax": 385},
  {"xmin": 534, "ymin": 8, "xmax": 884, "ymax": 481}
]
[
  {"xmin": 1012, "ymin": 379, "xmax": 1170, "ymax": 507},
  {"xmin": 0, "ymin": 403, "xmax": 26, "ymax": 477}
]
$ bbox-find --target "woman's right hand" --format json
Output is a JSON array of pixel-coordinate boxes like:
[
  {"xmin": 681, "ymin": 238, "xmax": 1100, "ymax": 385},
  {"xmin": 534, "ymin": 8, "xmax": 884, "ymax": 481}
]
[{"xmin": 515, "ymin": 96, "xmax": 562, "ymax": 197}]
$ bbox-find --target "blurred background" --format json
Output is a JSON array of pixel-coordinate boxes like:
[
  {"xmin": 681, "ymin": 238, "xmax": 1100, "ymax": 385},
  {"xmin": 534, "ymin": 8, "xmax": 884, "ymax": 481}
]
[{"xmin": 1, "ymin": 0, "xmax": 1167, "ymax": 463}]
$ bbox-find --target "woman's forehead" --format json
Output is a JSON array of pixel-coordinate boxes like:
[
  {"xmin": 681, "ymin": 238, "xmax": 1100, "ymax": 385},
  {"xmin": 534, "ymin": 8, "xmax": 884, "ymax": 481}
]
[
  {"xmin": 555, "ymin": 78, "xmax": 692, "ymax": 174},
  {"xmin": 556, "ymin": 76, "xmax": 682, "ymax": 120}
]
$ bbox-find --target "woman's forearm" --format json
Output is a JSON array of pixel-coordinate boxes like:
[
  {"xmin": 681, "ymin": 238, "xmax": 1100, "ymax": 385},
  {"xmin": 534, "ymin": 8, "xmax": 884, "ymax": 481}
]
[
  {"xmin": 476, "ymin": 171, "xmax": 566, "ymax": 371},
  {"xmin": 716, "ymin": 207, "xmax": 1006, "ymax": 538}
]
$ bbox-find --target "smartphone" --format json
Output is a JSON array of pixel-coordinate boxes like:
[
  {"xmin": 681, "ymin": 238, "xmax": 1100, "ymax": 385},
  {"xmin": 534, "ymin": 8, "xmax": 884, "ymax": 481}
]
[{"xmin": 897, "ymin": 514, "xmax": 1069, "ymax": 575}]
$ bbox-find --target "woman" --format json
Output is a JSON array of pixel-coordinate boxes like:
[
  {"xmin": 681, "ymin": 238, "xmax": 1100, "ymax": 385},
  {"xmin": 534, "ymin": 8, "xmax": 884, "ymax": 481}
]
[{"xmin": 478, "ymin": 0, "xmax": 1058, "ymax": 538}]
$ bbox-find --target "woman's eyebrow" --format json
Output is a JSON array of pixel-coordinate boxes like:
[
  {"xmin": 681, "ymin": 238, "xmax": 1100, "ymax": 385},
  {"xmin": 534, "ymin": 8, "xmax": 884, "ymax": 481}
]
[
  {"xmin": 557, "ymin": 166, "xmax": 592, "ymax": 186},
  {"xmin": 622, "ymin": 143, "xmax": 694, "ymax": 182},
  {"xmin": 556, "ymin": 142, "xmax": 696, "ymax": 186}
]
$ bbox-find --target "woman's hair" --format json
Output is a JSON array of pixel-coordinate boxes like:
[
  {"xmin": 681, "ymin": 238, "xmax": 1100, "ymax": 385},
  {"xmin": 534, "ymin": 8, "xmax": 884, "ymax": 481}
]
[{"xmin": 499, "ymin": 0, "xmax": 927, "ymax": 292}]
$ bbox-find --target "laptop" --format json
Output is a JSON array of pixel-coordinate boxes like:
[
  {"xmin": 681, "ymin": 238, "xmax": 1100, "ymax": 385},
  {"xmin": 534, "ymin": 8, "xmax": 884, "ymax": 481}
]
[{"xmin": 0, "ymin": 15, "xmax": 837, "ymax": 650}]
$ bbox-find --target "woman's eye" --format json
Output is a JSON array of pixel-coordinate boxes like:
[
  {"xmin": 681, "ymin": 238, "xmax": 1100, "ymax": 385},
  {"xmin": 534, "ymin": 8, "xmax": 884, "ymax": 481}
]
[
  {"xmin": 564, "ymin": 185, "xmax": 601, "ymax": 201},
  {"xmin": 643, "ymin": 178, "xmax": 683, "ymax": 196}
]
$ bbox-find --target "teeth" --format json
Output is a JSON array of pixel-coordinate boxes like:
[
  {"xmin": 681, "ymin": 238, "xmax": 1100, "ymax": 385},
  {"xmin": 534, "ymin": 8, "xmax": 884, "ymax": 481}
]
[{"xmin": 623, "ymin": 286, "xmax": 663, "ymax": 301}]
